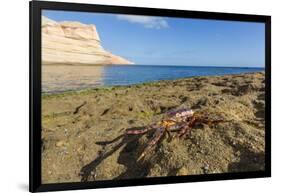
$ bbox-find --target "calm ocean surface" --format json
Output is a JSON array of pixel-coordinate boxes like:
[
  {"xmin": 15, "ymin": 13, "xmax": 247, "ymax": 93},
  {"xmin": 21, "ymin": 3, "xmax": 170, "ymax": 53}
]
[
  {"xmin": 42, "ymin": 65, "xmax": 264, "ymax": 93},
  {"xmin": 102, "ymin": 65, "xmax": 264, "ymax": 86}
]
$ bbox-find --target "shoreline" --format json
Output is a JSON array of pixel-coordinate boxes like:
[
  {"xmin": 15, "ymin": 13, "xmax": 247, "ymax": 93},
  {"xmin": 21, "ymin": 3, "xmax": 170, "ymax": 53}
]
[{"xmin": 42, "ymin": 71, "xmax": 265, "ymax": 96}]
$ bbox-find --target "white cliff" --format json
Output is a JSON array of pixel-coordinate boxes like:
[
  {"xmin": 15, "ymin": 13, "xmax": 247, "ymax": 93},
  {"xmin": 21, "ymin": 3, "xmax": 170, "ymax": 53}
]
[{"xmin": 42, "ymin": 16, "xmax": 134, "ymax": 65}]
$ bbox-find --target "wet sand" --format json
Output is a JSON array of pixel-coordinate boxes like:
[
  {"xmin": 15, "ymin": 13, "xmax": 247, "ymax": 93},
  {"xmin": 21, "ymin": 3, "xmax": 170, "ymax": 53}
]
[
  {"xmin": 42, "ymin": 72, "xmax": 265, "ymax": 183},
  {"xmin": 42, "ymin": 65, "xmax": 104, "ymax": 93}
]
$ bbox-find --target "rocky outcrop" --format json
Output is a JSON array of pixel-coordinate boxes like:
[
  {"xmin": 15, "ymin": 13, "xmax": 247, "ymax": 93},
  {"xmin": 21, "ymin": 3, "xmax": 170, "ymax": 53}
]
[{"xmin": 42, "ymin": 16, "xmax": 133, "ymax": 65}]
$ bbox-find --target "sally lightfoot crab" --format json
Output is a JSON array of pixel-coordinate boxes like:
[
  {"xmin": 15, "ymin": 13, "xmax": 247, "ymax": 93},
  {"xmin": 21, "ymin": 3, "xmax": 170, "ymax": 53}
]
[{"xmin": 126, "ymin": 108, "xmax": 226, "ymax": 161}]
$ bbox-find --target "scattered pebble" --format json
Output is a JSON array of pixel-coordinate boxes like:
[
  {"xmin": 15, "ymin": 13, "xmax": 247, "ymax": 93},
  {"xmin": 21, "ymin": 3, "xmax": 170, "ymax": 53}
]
[
  {"xmin": 202, "ymin": 164, "xmax": 209, "ymax": 173},
  {"xmin": 56, "ymin": 140, "xmax": 66, "ymax": 147},
  {"xmin": 177, "ymin": 167, "xmax": 189, "ymax": 176}
]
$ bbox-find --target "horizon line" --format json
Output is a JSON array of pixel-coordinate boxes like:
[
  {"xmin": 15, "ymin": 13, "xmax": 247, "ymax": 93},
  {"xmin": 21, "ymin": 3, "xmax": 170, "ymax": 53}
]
[{"xmin": 121, "ymin": 64, "xmax": 265, "ymax": 68}]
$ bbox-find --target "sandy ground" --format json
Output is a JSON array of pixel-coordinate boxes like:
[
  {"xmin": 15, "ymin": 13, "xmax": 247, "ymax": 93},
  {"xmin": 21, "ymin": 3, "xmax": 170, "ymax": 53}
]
[{"xmin": 41, "ymin": 72, "xmax": 265, "ymax": 183}]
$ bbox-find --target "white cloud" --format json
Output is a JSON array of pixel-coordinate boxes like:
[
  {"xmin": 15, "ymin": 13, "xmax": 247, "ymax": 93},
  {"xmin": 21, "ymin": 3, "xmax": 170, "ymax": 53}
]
[{"xmin": 116, "ymin": 15, "xmax": 169, "ymax": 29}]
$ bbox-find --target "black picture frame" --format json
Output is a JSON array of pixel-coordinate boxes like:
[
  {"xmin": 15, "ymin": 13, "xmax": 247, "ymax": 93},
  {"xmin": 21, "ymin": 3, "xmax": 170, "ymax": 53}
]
[{"xmin": 30, "ymin": 0, "xmax": 271, "ymax": 192}]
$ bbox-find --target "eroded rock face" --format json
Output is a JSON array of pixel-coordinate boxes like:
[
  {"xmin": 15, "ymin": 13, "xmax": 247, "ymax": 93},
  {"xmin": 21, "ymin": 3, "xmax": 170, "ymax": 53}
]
[{"xmin": 42, "ymin": 16, "xmax": 133, "ymax": 65}]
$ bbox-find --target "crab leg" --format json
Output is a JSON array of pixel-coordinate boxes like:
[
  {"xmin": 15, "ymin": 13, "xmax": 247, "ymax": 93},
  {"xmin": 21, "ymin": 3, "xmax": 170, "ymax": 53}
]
[
  {"xmin": 177, "ymin": 118, "xmax": 197, "ymax": 138},
  {"xmin": 169, "ymin": 123, "xmax": 188, "ymax": 132},
  {"xmin": 177, "ymin": 125, "xmax": 192, "ymax": 138},
  {"xmin": 126, "ymin": 124, "xmax": 157, "ymax": 135},
  {"xmin": 166, "ymin": 128, "xmax": 172, "ymax": 139},
  {"xmin": 137, "ymin": 127, "xmax": 165, "ymax": 161}
]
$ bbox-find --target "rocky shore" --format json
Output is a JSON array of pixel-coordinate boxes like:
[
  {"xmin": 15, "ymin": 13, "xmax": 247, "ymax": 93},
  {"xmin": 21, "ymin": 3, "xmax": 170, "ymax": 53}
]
[{"xmin": 42, "ymin": 72, "xmax": 265, "ymax": 183}]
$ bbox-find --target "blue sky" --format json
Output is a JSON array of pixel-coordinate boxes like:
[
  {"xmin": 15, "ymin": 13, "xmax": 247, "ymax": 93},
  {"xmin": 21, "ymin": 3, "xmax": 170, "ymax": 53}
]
[{"xmin": 42, "ymin": 10, "xmax": 265, "ymax": 67}]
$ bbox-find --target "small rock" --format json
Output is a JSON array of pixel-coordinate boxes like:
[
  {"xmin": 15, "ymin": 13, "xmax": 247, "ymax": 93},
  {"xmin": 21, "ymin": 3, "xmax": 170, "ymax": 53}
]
[
  {"xmin": 202, "ymin": 164, "xmax": 209, "ymax": 173},
  {"xmin": 56, "ymin": 140, "xmax": 66, "ymax": 147},
  {"xmin": 77, "ymin": 144, "xmax": 85, "ymax": 153},
  {"xmin": 45, "ymin": 127, "xmax": 56, "ymax": 132},
  {"xmin": 177, "ymin": 167, "xmax": 189, "ymax": 176},
  {"xmin": 234, "ymin": 150, "xmax": 241, "ymax": 156},
  {"xmin": 198, "ymin": 149, "xmax": 206, "ymax": 154},
  {"xmin": 128, "ymin": 120, "xmax": 135, "ymax": 124},
  {"xmin": 211, "ymin": 169, "xmax": 220, "ymax": 174}
]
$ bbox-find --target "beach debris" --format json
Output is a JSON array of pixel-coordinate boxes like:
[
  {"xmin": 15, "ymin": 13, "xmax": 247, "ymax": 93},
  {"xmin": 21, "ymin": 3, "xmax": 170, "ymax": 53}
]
[{"xmin": 126, "ymin": 108, "xmax": 226, "ymax": 161}]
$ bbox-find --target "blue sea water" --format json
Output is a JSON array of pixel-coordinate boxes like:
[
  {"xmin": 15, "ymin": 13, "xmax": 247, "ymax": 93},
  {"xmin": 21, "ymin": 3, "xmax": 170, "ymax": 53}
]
[
  {"xmin": 42, "ymin": 65, "xmax": 264, "ymax": 93},
  {"xmin": 102, "ymin": 65, "xmax": 264, "ymax": 86}
]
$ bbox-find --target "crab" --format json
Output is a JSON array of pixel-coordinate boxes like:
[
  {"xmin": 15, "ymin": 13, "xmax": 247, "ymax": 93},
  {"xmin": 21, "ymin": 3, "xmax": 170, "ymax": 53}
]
[{"xmin": 126, "ymin": 108, "xmax": 226, "ymax": 161}]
